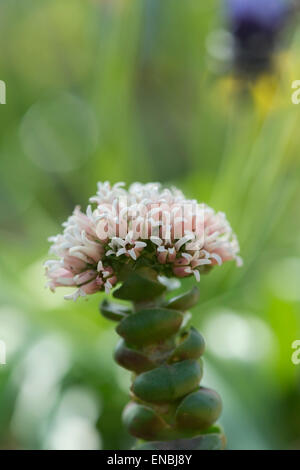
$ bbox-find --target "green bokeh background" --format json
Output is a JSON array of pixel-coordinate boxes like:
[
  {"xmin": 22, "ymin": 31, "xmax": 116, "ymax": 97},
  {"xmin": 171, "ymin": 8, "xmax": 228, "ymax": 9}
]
[{"xmin": 0, "ymin": 0, "xmax": 300, "ymax": 450}]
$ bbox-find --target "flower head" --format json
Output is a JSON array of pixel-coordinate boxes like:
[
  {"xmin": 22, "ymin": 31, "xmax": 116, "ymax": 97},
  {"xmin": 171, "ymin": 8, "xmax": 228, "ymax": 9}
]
[{"xmin": 45, "ymin": 182, "xmax": 242, "ymax": 300}]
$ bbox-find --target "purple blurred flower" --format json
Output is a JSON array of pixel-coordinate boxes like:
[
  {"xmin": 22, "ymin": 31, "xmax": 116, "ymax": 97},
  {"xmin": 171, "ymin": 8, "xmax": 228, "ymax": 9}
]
[{"xmin": 226, "ymin": 0, "xmax": 290, "ymax": 75}]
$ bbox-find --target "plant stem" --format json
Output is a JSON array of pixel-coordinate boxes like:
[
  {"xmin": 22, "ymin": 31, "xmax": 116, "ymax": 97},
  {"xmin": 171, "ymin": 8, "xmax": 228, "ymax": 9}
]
[{"xmin": 101, "ymin": 275, "xmax": 226, "ymax": 450}]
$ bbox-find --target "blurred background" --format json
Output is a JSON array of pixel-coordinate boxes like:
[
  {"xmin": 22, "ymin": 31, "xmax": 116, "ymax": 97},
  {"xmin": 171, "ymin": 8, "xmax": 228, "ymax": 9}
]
[{"xmin": 1, "ymin": 0, "xmax": 300, "ymax": 450}]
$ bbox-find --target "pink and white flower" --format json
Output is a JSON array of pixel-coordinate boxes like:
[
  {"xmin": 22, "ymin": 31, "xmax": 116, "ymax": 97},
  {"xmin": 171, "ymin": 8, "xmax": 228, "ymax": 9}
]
[
  {"xmin": 45, "ymin": 182, "xmax": 242, "ymax": 300},
  {"xmin": 106, "ymin": 232, "xmax": 147, "ymax": 261}
]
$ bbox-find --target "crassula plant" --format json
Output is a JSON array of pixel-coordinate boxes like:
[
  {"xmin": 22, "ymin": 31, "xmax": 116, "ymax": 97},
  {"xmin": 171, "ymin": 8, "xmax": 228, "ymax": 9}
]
[{"xmin": 45, "ymin": 182, "xmax": 242, "ymax": 450}]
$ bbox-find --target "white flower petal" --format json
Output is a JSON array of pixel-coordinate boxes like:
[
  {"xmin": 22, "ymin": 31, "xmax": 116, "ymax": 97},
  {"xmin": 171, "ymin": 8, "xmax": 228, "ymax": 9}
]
[{"xmin": 128, "ymin": 248, "xmax": 137, "ymax": 260}]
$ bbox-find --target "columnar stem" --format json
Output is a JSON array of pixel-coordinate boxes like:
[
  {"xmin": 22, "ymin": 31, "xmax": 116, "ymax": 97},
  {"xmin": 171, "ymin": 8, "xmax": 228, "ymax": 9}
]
[{"xmin": 100, "ymin": 269, "xmax": 225, "ymax": 450}]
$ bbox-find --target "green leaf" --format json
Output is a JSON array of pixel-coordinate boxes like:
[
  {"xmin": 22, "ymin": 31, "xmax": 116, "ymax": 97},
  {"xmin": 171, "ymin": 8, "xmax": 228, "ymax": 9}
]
[
  {"xmin": 134, "ymin": 432, "xmax": 225, "ymax": 450},
  {"xmin": 114, "ymin": 339, "xmax": 156, "ymax": 373},
  {"xmin": 113, "ymin": 268, "xmax": 166, "ymax": 301},
  {"xmin": 165, "ymin": 287, "xmax": 200, "ymax": 311},
  {"xmin": 176, "ymin": 387, "xmax": 222, "ymax": 431},
  {"xmin": 99, "ymin": 299, "xmax": 131, "ymax": 322},
  {"xmin": 123, "ymin": 402, "xmax": 170, "ymax": 440},
  {"xmin": 169, "ymin": 327, "xmax": 205, "ymax": 362},
  {"xmin": 133, "ymin": 360, "xmax": 203, "ymax": 403},
  {"xmin": 116, "ymin": 308, "xmax": 183, "ymax": 346}
]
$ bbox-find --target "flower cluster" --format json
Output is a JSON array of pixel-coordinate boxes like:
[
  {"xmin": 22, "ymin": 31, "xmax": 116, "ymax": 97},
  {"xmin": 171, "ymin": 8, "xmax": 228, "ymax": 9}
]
[{"xmin": 45, "ymin": 182, "xmax": 242, "ymax": 300}]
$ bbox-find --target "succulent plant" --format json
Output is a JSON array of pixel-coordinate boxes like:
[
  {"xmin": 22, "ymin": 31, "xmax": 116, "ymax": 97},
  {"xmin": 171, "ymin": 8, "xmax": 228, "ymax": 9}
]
[{"xmin": 46, "ymin": 182, "xmax": 241, "ymax": 449}]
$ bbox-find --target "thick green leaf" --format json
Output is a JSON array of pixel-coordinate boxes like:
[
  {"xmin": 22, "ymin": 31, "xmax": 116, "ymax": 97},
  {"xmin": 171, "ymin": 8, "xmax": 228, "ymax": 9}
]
[
  {"xmin": 116, "ymin": 308, "xmax": 183, "ymax": 346},
  {"xmin": 133, "ymin": 360, "xmax": 203, "ymax": 403},
  {"xmin": 165, "ymin": 287, "xmax": 200, "ymax": 311},
  {"xmin": 113, "ymin": 269, "xmax": 166, "ymax": 301},
  {"xmin": 123, "ymin": 402, "xmax": 170, "ymax": 440},
  {"xmin": 169, "ymin": 327, "xmax": 205, "ymax": 362},
  {"xmin": 134, "ymin": 432, "xmax": 225, "ymax": 450},
  {"xmin": 176, "ymin": 387, "xmax": 222, "ymax": 431},
  {"xmin": 114, "ymin": 339, "xmax": 156, "ymax": 373}
]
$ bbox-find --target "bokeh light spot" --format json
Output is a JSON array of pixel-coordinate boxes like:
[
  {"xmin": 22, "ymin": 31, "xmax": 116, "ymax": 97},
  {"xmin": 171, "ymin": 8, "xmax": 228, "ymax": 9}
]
[
  {"xmin": 20, "ymin": 93, "xmax": 99, "ymax": 173},
  {"xmin": 203, "ymin": 309, "xmax": 275, "ymax": 362}
]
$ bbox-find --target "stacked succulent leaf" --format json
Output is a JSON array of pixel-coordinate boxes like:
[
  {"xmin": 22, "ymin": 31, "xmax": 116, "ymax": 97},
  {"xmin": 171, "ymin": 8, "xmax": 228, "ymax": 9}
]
[{"xmin": 100, "ymin": 267, "xmax": 225, "ymax": 450}]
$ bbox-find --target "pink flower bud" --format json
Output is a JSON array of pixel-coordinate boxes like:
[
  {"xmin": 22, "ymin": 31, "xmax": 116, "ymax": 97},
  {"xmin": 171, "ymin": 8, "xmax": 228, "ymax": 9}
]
[
  {"xmin": 173, "ymin": 265, "xmax": 191, "ymax": 278},
  {"xmin": 74, "ymin": 270, "xmax": 97, "ymax": 285}
]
